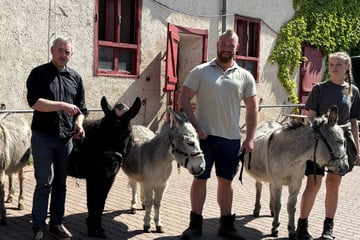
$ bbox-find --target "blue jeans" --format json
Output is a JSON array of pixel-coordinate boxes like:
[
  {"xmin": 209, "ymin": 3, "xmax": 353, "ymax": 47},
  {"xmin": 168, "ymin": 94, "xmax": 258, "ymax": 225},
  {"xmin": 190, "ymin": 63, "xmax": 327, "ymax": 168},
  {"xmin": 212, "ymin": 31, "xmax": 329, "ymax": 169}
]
[{"xmin": 31, "ymin": 131, "xmax": 73, "ymax": 230}]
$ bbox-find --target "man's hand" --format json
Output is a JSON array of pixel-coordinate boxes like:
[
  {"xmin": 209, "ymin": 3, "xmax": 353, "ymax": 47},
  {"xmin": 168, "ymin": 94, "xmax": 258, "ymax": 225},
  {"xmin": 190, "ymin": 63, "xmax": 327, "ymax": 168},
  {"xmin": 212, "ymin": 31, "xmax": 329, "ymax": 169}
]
[{"xmin": 62, "ymin": 102, "xmax": 81, "ymax": 116}]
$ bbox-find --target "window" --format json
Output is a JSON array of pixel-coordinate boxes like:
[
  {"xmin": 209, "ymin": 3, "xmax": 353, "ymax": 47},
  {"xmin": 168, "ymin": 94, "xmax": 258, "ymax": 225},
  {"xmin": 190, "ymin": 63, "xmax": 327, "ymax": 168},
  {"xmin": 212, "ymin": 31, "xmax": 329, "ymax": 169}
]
[
  {"xmin": 94, "ymin": 0, "xmax": 142, "ymax": 77},
  {"xmin": 234, "ymin": 15, "xmax": 261, "ymax": 82}
]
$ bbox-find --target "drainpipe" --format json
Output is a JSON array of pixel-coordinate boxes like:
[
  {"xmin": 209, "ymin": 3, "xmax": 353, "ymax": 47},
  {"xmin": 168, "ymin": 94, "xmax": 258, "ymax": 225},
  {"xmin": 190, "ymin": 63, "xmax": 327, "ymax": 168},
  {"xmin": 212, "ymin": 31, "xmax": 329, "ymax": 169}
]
[
  {"xmin": 221, "ymin": 0, "xmax": 227, "ymax": 33},
  {"xmin": 48, "ymin": 0, "xmax": 52, "ymax": 61}
]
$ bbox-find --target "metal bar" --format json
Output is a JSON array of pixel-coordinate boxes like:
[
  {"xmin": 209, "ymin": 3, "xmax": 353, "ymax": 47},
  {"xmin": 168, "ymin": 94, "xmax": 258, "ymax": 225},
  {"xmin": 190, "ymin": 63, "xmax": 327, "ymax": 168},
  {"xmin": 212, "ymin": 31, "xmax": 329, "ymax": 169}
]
[
  {"xmin": 241, "ymin": 104, "xmax": 305, "ymax": 109},
  {"xmin": 258, "ymin": 104, "xmax": 305, "ymax": 108},
  {"xmin": 0, "ymin": 108, "xmax": 103, "ymax": 114},
  {"xmin": 1, "ymin": 104, "xmax": 306, "ymax": 114}
]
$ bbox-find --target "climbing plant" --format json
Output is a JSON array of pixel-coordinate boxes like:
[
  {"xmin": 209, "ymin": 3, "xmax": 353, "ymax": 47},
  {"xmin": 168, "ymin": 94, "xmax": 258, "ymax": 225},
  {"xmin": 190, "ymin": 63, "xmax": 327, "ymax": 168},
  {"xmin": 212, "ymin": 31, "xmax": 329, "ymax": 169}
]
[{"xmin": 270, "ymin": 0, "xmax": 360, "ymax": 104}]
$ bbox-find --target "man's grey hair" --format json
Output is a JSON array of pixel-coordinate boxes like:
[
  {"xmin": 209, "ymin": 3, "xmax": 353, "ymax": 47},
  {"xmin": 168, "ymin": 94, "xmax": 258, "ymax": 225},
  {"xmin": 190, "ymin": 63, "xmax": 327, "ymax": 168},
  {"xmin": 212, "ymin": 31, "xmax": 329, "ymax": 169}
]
[{"xmin": 52, "ymin": 37, "xmax": 73, "ymax": 49}]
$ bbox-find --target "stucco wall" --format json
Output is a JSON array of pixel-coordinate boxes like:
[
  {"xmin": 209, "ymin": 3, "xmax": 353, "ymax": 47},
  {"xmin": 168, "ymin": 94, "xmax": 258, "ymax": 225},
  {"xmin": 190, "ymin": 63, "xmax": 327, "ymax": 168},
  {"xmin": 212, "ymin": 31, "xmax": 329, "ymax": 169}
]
[{"xmin": 0, "ymin": 0, "xmax": 296, "ymax": 129}]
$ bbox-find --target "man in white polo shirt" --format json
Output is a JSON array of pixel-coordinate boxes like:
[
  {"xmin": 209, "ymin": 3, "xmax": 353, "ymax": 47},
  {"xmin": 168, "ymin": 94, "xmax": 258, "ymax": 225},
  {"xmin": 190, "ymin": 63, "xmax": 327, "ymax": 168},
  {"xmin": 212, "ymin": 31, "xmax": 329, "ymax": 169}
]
[{"xmin": 179, "ymin": 29, "xmax": 258, "ymax": 240}]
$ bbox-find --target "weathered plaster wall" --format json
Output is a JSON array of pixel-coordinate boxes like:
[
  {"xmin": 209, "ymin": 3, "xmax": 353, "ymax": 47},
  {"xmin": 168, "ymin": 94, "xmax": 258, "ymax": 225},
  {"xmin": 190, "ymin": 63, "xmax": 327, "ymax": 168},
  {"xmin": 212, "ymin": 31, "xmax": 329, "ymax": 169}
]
[{"xmin": 0, "ymin": 0, "xmax": 296, "ymax": 128}]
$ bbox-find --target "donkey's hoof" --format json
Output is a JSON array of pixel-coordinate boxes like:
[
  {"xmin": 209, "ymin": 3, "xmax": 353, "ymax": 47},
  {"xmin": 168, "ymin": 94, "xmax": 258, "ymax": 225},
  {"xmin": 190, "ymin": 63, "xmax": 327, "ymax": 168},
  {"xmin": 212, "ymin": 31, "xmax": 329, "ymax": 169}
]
[
  {"xmin": 156, "ymin": 226, "xmax": 164, "ymax": 233},
  {"xmin": 271, "ymin": 229, "xmax": 279, "ymax": 237},
  {"xmin": 18, "ymin": 203, "xmax": 24, "ymax": 210},
  {"xmin": 141, "ymin": 204, "xmax": 145, "ymax": 210},
  {"xmin": 5, "ymin": 196, "xmax": 13, "ymax": 203},
  {"xmin": 130, "ymin": 208, "xmax": 137, "ymax": 214},
  {"xmin": 143, "ymin": 225, "xmax": 151, "ymax": 233},
  {"xmin": 253, "ymin": 210, "xmax": 260, "ymax": 217},
  {"xmin": 288, "ymin": 233, "xmax": 296, "ymax": 240},
  {"xmin": 88, "ymin": 229, "xmax": 107, "ymax": 239}
]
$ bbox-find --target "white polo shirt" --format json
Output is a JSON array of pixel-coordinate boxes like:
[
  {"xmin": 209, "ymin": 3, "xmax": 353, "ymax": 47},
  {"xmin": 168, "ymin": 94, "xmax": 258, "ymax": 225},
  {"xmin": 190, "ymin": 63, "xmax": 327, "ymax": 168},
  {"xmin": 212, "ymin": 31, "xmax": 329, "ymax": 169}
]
[{"xmin": 183, "ymin": 58, "xmax": 257, "ymax": 139}]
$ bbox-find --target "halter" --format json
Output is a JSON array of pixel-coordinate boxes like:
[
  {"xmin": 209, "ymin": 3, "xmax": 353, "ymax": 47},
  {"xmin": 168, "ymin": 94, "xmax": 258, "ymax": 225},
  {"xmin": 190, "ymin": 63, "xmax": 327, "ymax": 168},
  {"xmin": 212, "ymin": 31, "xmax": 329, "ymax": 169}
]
[
  {"xmin": 169, "ymin": 135, "xmax": 203, "ymax": 171},
  {"xmin": 311, "ymin": 125, "xmax": 346, "ymax": 182}
]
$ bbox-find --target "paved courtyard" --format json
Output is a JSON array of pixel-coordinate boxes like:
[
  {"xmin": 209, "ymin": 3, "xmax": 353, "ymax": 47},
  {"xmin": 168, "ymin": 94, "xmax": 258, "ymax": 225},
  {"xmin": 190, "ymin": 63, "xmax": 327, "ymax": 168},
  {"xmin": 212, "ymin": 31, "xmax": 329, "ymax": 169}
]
[{"xmin": 1, "ymin": 164, "xmax": 360, "ymax": 239}]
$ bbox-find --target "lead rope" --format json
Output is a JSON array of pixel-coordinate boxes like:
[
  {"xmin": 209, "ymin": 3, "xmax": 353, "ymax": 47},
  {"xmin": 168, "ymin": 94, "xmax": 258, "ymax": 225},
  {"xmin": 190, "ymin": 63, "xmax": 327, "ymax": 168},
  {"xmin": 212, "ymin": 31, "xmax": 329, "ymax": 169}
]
[
  {"xmin": 313, "ymin": 134, "xmax": 320, "ymax": 184},
  {"xmin": 238, "ymin": 151, "xmax": 251, "ymax": 184},
  {"xmin": 71, "ymin": 134, "xmax": 86, "ymax": 188}
]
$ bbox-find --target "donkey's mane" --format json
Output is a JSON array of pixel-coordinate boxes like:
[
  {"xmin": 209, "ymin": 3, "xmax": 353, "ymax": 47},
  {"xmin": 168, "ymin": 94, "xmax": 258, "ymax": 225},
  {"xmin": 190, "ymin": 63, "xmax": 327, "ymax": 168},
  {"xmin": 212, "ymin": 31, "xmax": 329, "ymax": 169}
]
[
  {"xmin": 284, "ymin": 114, "xmax": 328, "ymax": 131},
  {"xmin": 135, "ymin": 121, "xmax": 172, "ymax": 158},
  {"xmin": 284, "ymin": 120, "xmax": 305, "ymax": 130}
]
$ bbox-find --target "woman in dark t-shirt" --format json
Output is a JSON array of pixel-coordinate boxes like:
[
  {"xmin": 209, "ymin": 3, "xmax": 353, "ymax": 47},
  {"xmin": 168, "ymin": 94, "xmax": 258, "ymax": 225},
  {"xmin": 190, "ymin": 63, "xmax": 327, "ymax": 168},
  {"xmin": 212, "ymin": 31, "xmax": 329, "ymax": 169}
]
[{"xmin": 296, "ymin": 52, "xmax": 360, "ymax": 240}]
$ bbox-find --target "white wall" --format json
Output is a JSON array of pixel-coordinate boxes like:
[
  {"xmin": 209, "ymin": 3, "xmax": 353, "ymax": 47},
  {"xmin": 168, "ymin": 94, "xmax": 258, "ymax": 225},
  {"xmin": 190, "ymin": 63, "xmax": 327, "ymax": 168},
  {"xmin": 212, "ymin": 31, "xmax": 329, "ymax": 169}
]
[{"xmin": 0, "ymin": 0, "xmax": 295, "ymax": 127}]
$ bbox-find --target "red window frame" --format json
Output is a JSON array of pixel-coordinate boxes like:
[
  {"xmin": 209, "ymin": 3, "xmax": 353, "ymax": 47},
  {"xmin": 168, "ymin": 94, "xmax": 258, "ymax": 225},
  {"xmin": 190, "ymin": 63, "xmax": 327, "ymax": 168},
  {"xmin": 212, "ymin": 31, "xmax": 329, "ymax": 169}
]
[
  {"xmin": 94, "ymin": 0, "xmax": 142, "ymax": 77},
  {"xmin": 234, "ymin": 15, "xmax": 261, "ymax": 82}
]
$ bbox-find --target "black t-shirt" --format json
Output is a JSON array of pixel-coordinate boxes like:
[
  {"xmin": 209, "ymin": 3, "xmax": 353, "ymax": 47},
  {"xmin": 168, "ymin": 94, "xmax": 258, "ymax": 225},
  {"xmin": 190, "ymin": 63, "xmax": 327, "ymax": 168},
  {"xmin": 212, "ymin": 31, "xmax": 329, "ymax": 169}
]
[{"xmin": 305, "ymin": 81, "xmax": 360, "ymax": 124}]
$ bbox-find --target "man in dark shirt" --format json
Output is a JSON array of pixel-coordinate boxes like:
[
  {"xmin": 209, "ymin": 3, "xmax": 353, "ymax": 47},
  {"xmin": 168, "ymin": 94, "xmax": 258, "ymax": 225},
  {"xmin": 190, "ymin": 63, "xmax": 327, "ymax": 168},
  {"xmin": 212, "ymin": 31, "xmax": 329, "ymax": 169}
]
[{"xmin": 27, "ymin": 37, "xmax": 88, "ymax": 240}]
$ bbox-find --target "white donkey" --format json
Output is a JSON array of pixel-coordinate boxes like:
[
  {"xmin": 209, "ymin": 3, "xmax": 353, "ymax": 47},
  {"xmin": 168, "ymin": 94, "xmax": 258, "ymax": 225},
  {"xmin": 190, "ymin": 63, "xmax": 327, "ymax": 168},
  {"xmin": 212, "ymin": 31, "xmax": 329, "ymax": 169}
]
[
  {"xmin": 0, "ymin": 114, "xmax": 31, "ymax": 225},
  {"xmin": 122, "ymin": 108, "xmax": 205, "ymax": 233}
]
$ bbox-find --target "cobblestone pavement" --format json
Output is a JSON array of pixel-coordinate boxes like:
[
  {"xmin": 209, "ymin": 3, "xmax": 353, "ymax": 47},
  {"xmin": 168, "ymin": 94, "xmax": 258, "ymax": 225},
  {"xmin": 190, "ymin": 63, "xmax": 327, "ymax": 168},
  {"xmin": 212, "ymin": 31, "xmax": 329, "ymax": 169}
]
[{"xmin": 1, "ymin": 164, "xmax": 360, "ymax": 240}]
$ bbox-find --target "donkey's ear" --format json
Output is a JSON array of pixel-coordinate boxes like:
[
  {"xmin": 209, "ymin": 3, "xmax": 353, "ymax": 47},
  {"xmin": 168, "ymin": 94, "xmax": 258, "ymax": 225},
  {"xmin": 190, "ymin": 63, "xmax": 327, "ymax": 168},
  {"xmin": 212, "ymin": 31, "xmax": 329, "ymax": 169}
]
[
  {"xmin": 101, "ymin": 96, "xmax": 112, "ymax": 116},
  {"xmin": 327, "ymin": 105, "xmax": 338, "ymax": 127},
  {"xmin": 168, "ymin": 107, "xmax": 185, "ymax": 127},
  {"xmin": 179, "ymin": 108, "xmax": 189, "ymax": 122},
  {"xmin": 124, "ymin": 97, "xmax": 141, "ymax": 120}
]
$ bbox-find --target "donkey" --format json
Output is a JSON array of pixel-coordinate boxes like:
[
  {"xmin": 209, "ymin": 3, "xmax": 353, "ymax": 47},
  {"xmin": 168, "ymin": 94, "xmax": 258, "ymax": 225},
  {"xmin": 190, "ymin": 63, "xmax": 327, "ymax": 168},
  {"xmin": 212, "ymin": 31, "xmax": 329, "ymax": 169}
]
[
  {"xmin": 0, "ymin": 104, "xmax": 28, "ymax": 212},
  {"xmin": 68, "ymin": 96, "xmax": 141, "ymax": 238},
  {"xmin": 240, "ymin": 105, "xmax": 348, "ymax": 240},
  {"xmin": 122, "ymin": 108, "xmax": 205, "ymax": 233},
  {"xmin": 0, "ymin": 114, "xmax": 31, "ymax": 225}
]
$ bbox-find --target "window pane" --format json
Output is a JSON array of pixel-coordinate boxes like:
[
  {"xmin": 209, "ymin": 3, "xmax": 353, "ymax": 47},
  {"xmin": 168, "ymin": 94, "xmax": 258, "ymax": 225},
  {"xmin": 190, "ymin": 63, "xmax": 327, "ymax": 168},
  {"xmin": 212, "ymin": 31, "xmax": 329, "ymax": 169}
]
[
  {"xmin": 99, "ymin": 47, "xmax": 114, "ymax": 70},
  {"xmin": 120, "ymin": 0, "xmax": 136, "ymax": 43},
  {"xmin": 118, "ymin": 48, "xmax": 134, "ymax": 72},
  {"xmin": 248, "ymin": 22, "xmax": 258, "ymax": 57},
  {"xmin": 237, "ymin": 20, "xmax": 247, "ymax": 56},
  {"xmin": 237, "ymin": 60, "xmax": 256, "ymax": 77},
  {"xmin": 99, "ymin": 0, "xmax": 116, "ymax": 41}
]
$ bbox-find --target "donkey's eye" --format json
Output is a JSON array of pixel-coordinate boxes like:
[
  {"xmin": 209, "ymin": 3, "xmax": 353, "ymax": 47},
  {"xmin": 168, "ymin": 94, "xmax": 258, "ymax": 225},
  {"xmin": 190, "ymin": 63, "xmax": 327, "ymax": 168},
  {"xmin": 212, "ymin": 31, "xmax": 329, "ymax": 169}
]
[{"xmin": 187, "ymin": 142, "xmax": 195, "ymax": 147}]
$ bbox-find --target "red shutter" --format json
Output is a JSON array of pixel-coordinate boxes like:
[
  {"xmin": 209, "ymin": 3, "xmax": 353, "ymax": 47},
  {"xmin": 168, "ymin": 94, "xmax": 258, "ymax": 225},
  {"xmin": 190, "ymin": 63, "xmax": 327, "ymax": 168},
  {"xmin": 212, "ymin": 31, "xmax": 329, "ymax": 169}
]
[{"xmin": 164, "ymin": 24, "xmax": 180, "ymax": 92}]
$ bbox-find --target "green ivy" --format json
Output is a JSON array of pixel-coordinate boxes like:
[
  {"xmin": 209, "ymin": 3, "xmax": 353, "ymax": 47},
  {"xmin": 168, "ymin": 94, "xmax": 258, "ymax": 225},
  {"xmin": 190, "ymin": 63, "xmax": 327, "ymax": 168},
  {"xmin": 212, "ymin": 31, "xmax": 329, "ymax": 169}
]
[{"xmin": 270, "ymin": 0, "xmax": 360, "ymax": 104}]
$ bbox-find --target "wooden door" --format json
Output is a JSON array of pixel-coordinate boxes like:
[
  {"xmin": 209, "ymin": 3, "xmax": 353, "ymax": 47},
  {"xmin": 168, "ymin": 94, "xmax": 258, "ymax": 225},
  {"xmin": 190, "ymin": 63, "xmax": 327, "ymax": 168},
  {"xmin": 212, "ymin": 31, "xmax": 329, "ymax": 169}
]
[
  {"xmin": 299, "ymin": 45, "xmax": 323, "ymax": 114},
  {"xmin": 164, "ymin": 23, "xmax": 208, "ymax": 112}
]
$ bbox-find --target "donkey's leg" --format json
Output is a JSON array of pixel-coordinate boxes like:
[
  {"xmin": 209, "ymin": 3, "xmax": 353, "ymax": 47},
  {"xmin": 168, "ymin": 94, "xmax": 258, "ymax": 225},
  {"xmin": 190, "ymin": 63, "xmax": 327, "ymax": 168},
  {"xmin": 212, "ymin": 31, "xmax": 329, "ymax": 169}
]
[
  {"xmin": 270, "ymin": 182, "xmax": 282, "ymax": 237},
  {"xmin": 5, "ymin": 174, "xmax": 14, "ymax": 204},
  {"xmin": 129, "ymin": 179, "xmax": 138, "ymax": 214},
  {"xmin": 140, "ymin": 182, "xmax": 145, "ymax": 210},
  {"xmin": 287, "ymin": 178, "xmax": 302, "ymax": 240},
  {"xmin": 269, "ymin": 182, "xmax": 274, "ymax": 217},
  {"xmin": 253, "ymin": 181, "xmax": 262, "ymax": 217},
  {"xmin": 153, "ymin": 183, "xmax": 167, "ymax": 233},
  {"xmin": 142, "ymin": 185, "xmax": 154, "ymax": 233},
  {"xmin": 17, "ymin": 169, "xmax": 25, "ymax": 210},
  {"xmin": 0, "ymin": 172, "xmax": 7, "ymax": 225},
  {"xmin": 86, "ymin": 174, "xmax": 113, "ymax": 239}
]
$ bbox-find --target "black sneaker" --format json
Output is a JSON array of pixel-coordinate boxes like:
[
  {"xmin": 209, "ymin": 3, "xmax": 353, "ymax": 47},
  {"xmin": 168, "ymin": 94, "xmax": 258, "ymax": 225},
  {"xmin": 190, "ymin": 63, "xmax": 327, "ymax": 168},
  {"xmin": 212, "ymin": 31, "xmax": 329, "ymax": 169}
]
[
  {"xmin": 33, "ymin": 229, "xmax": 45, "ymax": 240},
  {"xmin": 296, "ymin": 218, "xmax": 313, "ymax": 240},
  {"xmin": 49, "ymin": 224, "xmax": 72, "ymax": 240},
  {"xmin": 321, "ymin": 220, "xmax": 335, "ymax": 240}
]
